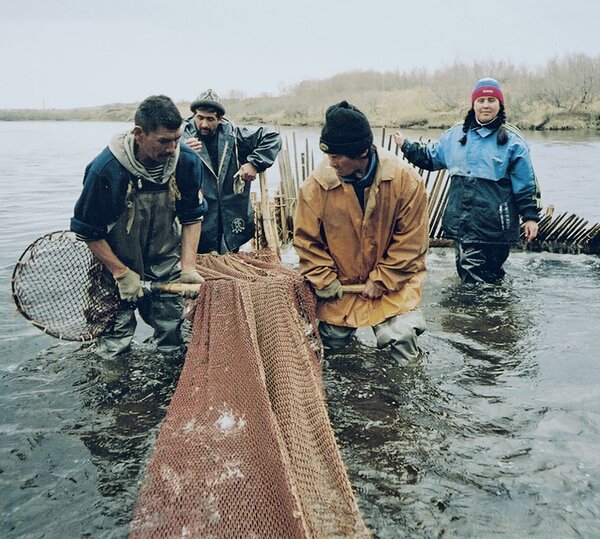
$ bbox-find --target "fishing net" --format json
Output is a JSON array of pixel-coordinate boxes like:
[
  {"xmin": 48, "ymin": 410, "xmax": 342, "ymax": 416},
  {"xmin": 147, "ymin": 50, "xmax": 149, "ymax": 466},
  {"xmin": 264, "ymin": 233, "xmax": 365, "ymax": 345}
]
[
  {"xmin": 11, "ymin": 230, "xmax": 119, "ymax": 340},
  {"xmin": 11, "ymin": 231, "xmax": 204, "ymax": 341},
  {"xmin": 130, "ymin": 250, "xmax": 370, "ymax": 539}
]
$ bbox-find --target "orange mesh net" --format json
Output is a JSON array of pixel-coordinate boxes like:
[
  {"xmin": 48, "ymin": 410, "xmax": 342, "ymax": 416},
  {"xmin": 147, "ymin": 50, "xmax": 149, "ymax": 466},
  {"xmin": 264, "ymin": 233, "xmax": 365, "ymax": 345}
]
[{"xmin": 130, "ymin": 251, "xmax": 370, "ymax": 538}]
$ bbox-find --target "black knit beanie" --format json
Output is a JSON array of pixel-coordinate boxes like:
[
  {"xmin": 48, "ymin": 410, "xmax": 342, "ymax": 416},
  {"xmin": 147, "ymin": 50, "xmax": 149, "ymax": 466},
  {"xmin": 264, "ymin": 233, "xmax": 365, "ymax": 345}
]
[{"xmin": 319, "ymin": 101, "xmax": 373, "ymax": 156}]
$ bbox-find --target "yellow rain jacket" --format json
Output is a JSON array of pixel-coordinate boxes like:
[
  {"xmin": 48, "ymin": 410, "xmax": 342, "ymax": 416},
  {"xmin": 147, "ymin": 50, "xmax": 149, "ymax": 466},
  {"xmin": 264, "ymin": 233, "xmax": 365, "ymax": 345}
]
[{"xmin": 293, "ymin": 146, "xmax": 428, "ymax": 327}]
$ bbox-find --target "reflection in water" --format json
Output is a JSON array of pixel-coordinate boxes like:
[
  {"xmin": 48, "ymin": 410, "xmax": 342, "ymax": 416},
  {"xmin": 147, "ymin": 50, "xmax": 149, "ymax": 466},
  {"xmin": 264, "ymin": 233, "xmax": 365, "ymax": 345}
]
[
  {"xmin": 323, "ymin": 343, "xmax": 452, "ymax": 538},
  {"xmin": 2, "ymin": 124, "xmax": 600, "ymax": 538},
  {"xmin": 74, "ymin": 345, "xmax": 184, "ymax": 502},
  {"xmin": 320, "ymin": 251, "xmax": 600, "ymax": 539},
  {"xmin": 439, "ymin": 282, "xmax": 523, "ymax": 348},
  {"xmin": 321, "ymin": 258, "xmax": 550, "ymax": 538},
  {"xmin": 436, "ymin": 279, "xmax": 539, "ymax": 385}
]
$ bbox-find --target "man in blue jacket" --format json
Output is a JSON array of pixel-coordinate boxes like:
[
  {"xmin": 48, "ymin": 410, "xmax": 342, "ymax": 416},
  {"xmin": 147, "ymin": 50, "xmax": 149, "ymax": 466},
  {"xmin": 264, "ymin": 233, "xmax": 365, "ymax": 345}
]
[
  {"xmin": 71, "ymin": 95, "xmax": 207, "ymax": 357},
  {"xmin": 394, "ymin": 78, "xmax": 542, "ymax": 283},
  {"xmin": 183, "ymin": 89, "xmax": 281, "ymax": 254}
]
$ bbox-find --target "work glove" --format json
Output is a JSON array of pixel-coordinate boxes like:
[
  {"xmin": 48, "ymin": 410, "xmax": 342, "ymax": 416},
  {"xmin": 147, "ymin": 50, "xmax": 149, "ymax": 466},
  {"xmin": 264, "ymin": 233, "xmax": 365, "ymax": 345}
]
[
  {"xmin": 115, "ymin": 267, "xmax": 144, "ymax": 302},
  {"xmin": 179, "ymin": 270, "xmax": 205, "ymax": 284},
  {"xmin": 314, "ymin": 279, "xmax": 343, "ymax": 301},
  {"xmin": 179, "ymin": 270, "xmax": 205, "ymax": 299}
]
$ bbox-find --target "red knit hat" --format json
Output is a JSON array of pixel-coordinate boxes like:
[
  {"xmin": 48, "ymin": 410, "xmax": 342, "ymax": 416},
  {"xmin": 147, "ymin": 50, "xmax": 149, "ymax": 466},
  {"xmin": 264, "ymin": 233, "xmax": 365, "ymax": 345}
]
[{"xmin": 471, "ymin": 78, "xmax": 504, "ymax": 104}]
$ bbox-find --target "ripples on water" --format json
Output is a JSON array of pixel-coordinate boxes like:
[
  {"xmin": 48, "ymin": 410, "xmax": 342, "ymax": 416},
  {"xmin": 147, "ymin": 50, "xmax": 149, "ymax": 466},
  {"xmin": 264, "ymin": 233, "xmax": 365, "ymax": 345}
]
[
  {"xmin": 326, "ymin": 250, "xmax": 600, "ymax": 538},
  {"xmin": 3, "ymin": 250, "xmax": 598, "ymax": 539},
  {"xmin": 1, "ymin": 342, "xmax": 184, "ymax": 538}
]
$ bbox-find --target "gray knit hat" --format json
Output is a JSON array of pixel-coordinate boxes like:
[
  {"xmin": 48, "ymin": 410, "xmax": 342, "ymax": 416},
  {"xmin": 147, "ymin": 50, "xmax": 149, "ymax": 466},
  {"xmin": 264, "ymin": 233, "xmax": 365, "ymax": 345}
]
[
  {"xmin": 190, "ymin": 89, "xmax": 225, "ymax": 115},
  {"xmin": 319, "ymin": 100, "xmax": 373, "ymax": 156}
]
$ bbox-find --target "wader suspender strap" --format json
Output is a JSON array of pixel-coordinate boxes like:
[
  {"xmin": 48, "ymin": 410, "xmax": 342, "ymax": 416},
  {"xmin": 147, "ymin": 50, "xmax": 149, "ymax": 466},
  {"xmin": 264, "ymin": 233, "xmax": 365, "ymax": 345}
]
[
  {"xmin": 168, "ymin": 174, "xmax": 181, "ymax": 201},
  {"xmin": 125, "ymin": 173, "xmax": 180, "ymax": 235},
  {"xmin": 234, "ymin": 135, "xmax": 240, "ymax": 171},
  {"xmin": 126, "ymin": 178, "xmax": 136, "ymax": 234}
]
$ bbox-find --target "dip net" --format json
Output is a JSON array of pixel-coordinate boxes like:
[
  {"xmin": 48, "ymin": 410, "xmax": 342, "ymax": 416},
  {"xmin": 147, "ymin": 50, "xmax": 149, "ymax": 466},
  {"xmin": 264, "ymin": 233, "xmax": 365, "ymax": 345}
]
[
  {"xmin": 130, "ymin": 250, "xmax": 370, "ymax": 538},
  {"xmin": 11, "ymin": 231, "xmax": 119, "ymax": 341}
]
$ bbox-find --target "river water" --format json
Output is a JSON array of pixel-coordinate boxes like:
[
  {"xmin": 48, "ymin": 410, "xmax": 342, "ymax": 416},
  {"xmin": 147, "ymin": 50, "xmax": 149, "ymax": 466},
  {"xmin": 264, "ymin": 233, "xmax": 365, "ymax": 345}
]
[{"xmin": 1, "ymin": 122, "xmax": 599, "ymax": 538}]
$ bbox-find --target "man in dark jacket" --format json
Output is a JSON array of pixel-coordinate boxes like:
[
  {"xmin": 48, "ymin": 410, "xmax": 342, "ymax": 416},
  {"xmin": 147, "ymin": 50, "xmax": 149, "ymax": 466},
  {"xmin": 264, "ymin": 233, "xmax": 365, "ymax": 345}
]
[
  {"xmin": 71, "ymin": 95, "xmax": 207, "ymax": 357},
  {"xmin": 183, "ymin": 89, "xmax": 282, "ymax": 254}
]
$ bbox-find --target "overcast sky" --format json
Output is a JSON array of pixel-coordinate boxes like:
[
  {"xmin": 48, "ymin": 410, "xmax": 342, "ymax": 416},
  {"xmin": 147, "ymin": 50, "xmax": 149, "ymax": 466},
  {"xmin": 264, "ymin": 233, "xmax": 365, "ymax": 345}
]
[{"xmin": 1, "ymin": 0, "xmax": 599, "ymax": 109}]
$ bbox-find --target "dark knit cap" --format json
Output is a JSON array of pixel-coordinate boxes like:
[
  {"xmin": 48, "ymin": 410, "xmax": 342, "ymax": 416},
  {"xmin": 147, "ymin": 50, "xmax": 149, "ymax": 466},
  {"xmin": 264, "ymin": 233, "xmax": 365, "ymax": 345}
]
[
  {"xmin": 190, "ymin": 88, "xmax": 225, "ymax": 116},
  {"xmin": 319, "ymin": 101, "xmax": 373, "ymax": 156}
]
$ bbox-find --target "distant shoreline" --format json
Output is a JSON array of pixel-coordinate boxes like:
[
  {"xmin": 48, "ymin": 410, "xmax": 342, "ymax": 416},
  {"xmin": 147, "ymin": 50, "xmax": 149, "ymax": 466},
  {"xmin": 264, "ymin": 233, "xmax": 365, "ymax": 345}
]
[
  {"xmin": 1, "ymin": 104, "xmax": 598, "ymax": 132},
  {"xmin": 4, "ymin": 55, "xmax": 600, "ymax": 131}
]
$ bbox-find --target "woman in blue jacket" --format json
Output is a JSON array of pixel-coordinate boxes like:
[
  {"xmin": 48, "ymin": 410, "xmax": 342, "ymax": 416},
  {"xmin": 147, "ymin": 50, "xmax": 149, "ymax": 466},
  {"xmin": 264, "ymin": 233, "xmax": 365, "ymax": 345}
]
[{"xmin": 394, "ymin": 78, "xmax": 542, "ymax": 283}]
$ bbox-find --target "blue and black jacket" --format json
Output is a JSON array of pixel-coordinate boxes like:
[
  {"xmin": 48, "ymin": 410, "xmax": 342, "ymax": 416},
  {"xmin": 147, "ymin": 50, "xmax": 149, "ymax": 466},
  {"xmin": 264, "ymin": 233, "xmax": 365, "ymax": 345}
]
[{"xmin": 402, "ymin": 123, "xmax": 542, "ymax": 244}]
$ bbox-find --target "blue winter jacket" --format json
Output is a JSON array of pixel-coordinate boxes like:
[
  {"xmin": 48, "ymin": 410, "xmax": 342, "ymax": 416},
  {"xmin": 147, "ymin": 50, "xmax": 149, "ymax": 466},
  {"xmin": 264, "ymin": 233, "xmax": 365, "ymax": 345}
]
[{"xmin": 402, "ymin": 123, "xmax": 541, "ymax": 244}]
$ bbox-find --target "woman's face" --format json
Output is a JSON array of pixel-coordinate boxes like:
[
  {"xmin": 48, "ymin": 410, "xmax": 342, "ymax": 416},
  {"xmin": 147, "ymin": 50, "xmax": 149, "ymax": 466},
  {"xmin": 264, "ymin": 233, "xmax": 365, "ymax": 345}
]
[{"xmin": 473, "ymin": 96, "xmax": 501, "ymax": 123}]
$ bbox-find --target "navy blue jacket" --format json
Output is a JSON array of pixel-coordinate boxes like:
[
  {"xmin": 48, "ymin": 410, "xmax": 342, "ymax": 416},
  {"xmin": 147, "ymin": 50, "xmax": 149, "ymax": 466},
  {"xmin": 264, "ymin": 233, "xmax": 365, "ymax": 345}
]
[{"xmin": 71, "ymin": 143, "xmax": 207, "ymax": 241}]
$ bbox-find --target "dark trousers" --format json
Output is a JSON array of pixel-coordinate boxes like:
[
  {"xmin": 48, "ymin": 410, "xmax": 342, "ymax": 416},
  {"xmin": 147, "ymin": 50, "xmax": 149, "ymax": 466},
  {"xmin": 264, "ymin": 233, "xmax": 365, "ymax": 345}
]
[{"xmin": 454, "ymin": 242, "xmax": 510, "ymax": 283}]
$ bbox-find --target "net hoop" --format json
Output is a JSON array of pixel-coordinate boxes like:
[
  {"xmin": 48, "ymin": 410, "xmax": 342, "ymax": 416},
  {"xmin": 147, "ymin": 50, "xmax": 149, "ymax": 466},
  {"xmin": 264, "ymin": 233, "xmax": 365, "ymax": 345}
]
[{"xmin": 11, "ymin": 230, "xmax": 119, "ymax": 341}]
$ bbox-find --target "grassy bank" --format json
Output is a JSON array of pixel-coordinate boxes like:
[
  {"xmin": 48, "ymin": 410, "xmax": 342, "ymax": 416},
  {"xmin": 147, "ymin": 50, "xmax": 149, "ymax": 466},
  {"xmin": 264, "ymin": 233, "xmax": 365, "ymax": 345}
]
[
  {"xmin": 3, "ymin": 55, "xmax": 600, "ymax": 131},
  {"xmin": 2, "ymin": 98, "xmax": 598, "ymax": 131}
]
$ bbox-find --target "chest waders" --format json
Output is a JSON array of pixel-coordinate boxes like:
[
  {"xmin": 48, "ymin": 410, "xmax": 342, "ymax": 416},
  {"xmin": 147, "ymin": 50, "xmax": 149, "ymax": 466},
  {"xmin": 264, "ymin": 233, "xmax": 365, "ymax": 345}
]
[
  {"xmin": 318, "ymin": 309, "xmax": 427, "ymax": 365},
  {"xmin": 454, "ymin": 242, "xmax": 511, "ymax": 284},
  {"xmin": 96, "ymin": 176, "xmax": 186, "ymax": 358}
]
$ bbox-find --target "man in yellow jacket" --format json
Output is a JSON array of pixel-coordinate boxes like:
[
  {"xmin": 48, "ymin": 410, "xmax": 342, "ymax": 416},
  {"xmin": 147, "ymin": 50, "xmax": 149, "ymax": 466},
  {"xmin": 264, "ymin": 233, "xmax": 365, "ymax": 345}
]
[{"xmin": 293, "ymin": 101, "xmax": 429, "ymax": 362}]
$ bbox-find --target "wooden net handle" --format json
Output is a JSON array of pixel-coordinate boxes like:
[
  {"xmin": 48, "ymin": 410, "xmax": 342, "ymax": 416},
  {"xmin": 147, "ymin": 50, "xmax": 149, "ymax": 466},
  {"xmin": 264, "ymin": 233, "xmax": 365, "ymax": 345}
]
[
  {"xmin": 147, "ymin": 282, "xmax": 203, "ymax": 294},
  {"xmin": 341, "ymin": 284, "xmax": 365, "ymax": 294},
  {"xmin": 150, "ymin": 282, "xmax": 365, "ymax": 295}
]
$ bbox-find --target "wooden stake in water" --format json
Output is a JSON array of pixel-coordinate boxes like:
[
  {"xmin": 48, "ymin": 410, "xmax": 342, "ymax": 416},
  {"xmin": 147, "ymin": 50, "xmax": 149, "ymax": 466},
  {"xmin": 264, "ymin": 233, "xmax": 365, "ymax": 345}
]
[{"xmin": 259, "ymin": 172, "xmax": 281, "ymax": 258}]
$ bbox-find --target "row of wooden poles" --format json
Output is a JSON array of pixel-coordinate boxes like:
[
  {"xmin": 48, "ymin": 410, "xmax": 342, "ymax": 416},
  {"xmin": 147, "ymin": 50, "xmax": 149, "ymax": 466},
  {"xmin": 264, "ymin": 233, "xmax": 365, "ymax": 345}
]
[{"xmin": 252, "ymin": 129, "xmax": 600, "ymax": 256}]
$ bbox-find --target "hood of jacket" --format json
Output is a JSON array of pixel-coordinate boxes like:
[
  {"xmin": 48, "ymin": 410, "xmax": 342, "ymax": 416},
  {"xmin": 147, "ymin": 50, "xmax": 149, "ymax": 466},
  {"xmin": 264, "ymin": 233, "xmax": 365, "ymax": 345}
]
[{"xmin": 109, "ymin": 131, "xmax": 179, "ymax": 184}]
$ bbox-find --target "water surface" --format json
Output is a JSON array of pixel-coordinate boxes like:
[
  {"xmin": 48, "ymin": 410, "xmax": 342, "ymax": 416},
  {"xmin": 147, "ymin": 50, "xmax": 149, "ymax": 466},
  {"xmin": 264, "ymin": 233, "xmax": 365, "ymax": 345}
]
[{"xmin": 1, "ymin": 122, "xmax": 599, "ymax": 538}]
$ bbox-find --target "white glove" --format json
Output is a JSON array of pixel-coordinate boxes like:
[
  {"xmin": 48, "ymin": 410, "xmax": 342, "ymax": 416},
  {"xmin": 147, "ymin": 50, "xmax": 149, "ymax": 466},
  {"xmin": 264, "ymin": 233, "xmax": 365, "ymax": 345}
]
[{"xmin": 115, "ymin": 268, "xmax": 144, "ymax": 302}]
